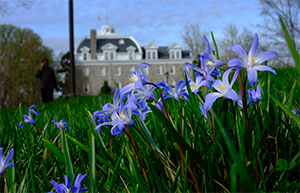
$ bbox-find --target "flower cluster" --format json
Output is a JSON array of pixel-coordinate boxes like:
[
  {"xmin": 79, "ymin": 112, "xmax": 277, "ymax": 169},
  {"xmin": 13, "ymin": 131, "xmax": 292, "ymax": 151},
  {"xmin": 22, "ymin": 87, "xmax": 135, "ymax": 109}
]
[
  {"xmin": 93, "ymin": 33, "xmax": 277, "ymax": 133},
  {"xmin": 93, "ymin": 63, "xmax": 190, "ymax": 136}
]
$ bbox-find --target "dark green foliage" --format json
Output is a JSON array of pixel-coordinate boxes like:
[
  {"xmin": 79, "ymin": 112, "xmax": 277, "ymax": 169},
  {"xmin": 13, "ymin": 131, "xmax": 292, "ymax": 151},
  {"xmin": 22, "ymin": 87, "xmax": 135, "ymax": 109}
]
[
  {"xmin": 100, "ymin": 80, "xmax": 112, "ymax": 95},
  {"xmin": 0, "ymin": 68, "xmax": 298, "ymax": 192},
  {"xmin": 56, "ymin": 52, "xmax": 72, "ymax": 95},
  {"xmin": 0, "ymin": 24, "xmax": 54, "ymax": 108}
]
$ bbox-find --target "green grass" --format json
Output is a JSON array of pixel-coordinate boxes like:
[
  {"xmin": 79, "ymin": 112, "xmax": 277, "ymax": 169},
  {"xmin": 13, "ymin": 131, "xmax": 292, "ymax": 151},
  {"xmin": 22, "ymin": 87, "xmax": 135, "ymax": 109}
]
[{"xmin": 0, "ymin": 66, "xmax": 299, "ymax": 192}]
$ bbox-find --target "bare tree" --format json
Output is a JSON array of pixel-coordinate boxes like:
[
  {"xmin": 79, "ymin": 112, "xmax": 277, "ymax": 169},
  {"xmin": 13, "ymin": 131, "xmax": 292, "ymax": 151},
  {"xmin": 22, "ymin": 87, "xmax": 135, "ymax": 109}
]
[
  {"xmin": 0, "ymin": 0, "xmax": 32, "ymax": 15},
  {"xmin": 182, "ymin": 24, "xmax": 207, "ymax": 59},
  {"xmin": 220, "ymin": 24, "xmax": 254, "ymax": 61},
  {"xmin": 259, "ymin": 0, "xmax": 300, "ymax": 66}
]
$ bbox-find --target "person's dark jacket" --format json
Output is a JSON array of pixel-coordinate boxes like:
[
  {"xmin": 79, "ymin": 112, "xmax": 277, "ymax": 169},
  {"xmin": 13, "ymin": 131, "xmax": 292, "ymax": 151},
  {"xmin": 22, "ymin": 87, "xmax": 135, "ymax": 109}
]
[{"xmin": 36, "ymin": 67, "xmax": 57, "ymax": 89}]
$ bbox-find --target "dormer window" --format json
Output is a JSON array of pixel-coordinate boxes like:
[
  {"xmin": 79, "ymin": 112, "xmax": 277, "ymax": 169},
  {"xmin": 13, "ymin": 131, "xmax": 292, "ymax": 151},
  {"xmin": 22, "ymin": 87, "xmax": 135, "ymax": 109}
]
[
  {"xmin": 126, "ymin": 46, "xmax": 136, "ymax": 60},
  {"xmin": 80, "ymin": 46, "xmax": 90, "ymax": 61},
  {"xmin": 102, "ymin": 43, "xmax": 117, "ymax": 61},
  {"xmin": 168, "ymin": 43, "xmax": 182, "ymax": 60},
  {"xmin": 145, "ymin": 44, "xmax": 158, "ymax": 60}
]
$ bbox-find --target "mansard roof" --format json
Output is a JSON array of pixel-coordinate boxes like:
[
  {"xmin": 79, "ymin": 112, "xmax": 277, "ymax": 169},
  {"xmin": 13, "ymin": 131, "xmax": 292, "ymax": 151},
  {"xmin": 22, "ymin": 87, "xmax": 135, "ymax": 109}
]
[{"xmin": 76, "ymin": 37, "xmax": 140, "ymax": 53}]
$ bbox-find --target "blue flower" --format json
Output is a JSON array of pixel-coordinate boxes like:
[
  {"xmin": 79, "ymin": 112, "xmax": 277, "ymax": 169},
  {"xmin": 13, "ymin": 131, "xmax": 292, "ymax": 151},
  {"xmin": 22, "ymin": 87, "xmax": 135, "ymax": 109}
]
[
  {"xmin": 95, "ymin": 100, "xmax": 140, "ymax": 136},
  {"xmin": 50, "ymin": 174, "xmax": 88, "ymax": 193},
  {"xmin": 0, "ymin": 148, "xmax": 14, "ymax": 175},
  {"xmin": 184, "ymin": 66, "xmax": 206, "ymax": 94},
  {"xmin": 19, "ymin": 105, "xmax": 39, "ymax": 129},
  {"xmin": 228, "ymin": 33, "xmax": 278, "ymax": 86},
  {"xmin": 93, "ymin": 89, "xmax": 124, "ymax": 123},
  {"xmin": 248, "ymin": 84, "xmax": 262, "ymax": 104},
  {"xmin": 161, "ymin": 80, "xmax": 189, "ymax": 102},
  {"xmin": 51, "ymin": 120, "xmax": 69, "ymax": 132},
  {"xmin": 204, "ymin": 68, "xmax": 240, "ymax": 111},
  {"xmin": 202, "ymin": 35, "xmax": 223, "ymax": 70},
  {"xmin": 119, "ymin": 63, "xmax": 152, "ymax": 95},
  {"xmin": 291, "ymin": 108, "xmax": 300, "ymax": 117},
  {"xmin": 199, "ymin": 102, "xmax": 207, "ymax": 119}
]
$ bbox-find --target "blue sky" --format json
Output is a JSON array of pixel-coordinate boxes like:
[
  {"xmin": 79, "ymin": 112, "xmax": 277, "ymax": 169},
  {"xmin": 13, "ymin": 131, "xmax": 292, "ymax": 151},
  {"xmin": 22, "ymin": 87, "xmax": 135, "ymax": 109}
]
[{"xmin": 0, "ymin": 0, "xmax": 264, "ymax": 55}]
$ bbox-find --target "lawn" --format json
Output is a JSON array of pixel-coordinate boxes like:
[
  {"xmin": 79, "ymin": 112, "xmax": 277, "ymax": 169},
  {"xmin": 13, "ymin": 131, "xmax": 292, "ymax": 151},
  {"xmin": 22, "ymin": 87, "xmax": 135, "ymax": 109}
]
[{"xmin": 0, "ymin": 65, "xmax": 299, "ymax": 192}]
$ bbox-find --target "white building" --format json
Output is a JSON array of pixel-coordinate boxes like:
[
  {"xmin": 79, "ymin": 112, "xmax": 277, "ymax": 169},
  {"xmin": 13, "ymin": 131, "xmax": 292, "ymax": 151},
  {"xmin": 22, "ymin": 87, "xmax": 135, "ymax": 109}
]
[{"xmin": 75, "ymin": 25, "xmax": 192, "ymax": 95}]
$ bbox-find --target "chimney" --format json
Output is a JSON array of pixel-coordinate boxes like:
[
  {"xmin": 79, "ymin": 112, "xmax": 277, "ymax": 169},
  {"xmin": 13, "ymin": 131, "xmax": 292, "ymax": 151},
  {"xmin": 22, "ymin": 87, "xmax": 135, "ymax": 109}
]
[{"xmin": 90, "ymin": 29, "xmax": 97, "ymax": 60}]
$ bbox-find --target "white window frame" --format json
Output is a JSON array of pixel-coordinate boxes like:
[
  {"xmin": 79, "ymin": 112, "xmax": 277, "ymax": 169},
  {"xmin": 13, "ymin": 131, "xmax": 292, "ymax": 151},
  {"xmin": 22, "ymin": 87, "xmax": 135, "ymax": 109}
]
[
  {"xmin": 170, "ymin": 66, "xmax": 176, "ymax": 75},
  {"xmin": 113, "ymin": 66, "xmax": 121, "ymax": 76},
  {"xmin": 176, "ymin": 51, "xmax": 180, "ymax": 59},
  {"xmin": 83, "ymin": 53, "xmax": 87, "ymax": 61},
  {"xmin": 156, "ymin": 65, "xmax": 162, "ymax": 75},
  {"xmin": 129, "ymin": 51, "xmax": 134, "ymax": 60},
  {"xmin": 99, "ymin": 66, "xmax": 105, "ymax": 76},
  {"xmin": 104, "ymin": 51, "xmax": 115, "ymax": 61},
  {"xmin": 146, "ymin": 51, "xmax": 151, "ymax": 59},
  {"xmin": 152, "ymin": 51, "xmax": 156, "ymax": 59},
  {"xmin": 83, "ymin": 67, "xmax": 89, "ymax": 76}
]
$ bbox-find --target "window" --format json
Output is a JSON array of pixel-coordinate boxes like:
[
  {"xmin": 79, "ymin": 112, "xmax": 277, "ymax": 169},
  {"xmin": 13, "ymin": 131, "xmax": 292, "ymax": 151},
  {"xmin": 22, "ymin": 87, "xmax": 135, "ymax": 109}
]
[
  {"xmin": 119, "ymin": 39, "xmax": 124, "ymax": 45},
  {"xmin": 152, "ymin": 51, "xmax": 156, "ymax": 59},
  {"xmin": 176, "ymin": 51, "xmax": 180, "ymax": 59},
  {"xmin": 83, "ymin": 53, "xmax": 87, "ymax": 61},
  {"xmin": 83, "ymin": 83, "xmax": 89, "ymax": 93},
  {"xmin": 113, "ymin": 66, "xmax": 121, "ymax": 76},
  {"xmin": 104, "ymin": 51, "xmax": 115, "ymax": 60},
  {"xmin": 169, "ymin": 66, "xmax": 176, "ymax": 75},
  {"xmin": 156, "ymin": 66, "xmax": 162, "ymax": 75},
  {"xmin": 99, "ymin": 66, "xmax": 105, "ymax": 76},
  {"xmin": 171, "ymin": 51, "xmax": 175, "ymax": 59},
  {"xmin": 129, "ymin": 51, "xmax": 134, "ymax": 60},
  {"xmin": 105, "ymin": 52, "xmax": 109, "ymax": 60},
  {"xmin": 110, "ymin": 52, "xmax": 114, "ymax": 60},
  {"xmin": 83, "ymin": 67, "xmax": 89, "ymax": 76},
  {"xmin": 129, "ymin": 66, "xmax": 135, "ymax": 73},
  {"xmin": 147, "ymin": 51, "xmax": 151, "ymax": 60}
]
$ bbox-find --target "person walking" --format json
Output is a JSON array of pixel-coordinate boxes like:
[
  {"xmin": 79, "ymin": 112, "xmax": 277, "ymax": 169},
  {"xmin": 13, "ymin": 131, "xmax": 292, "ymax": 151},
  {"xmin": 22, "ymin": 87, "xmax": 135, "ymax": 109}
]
[{"xmin": 36, "ymin": 58, "xmax": 57, "ymax": 103}]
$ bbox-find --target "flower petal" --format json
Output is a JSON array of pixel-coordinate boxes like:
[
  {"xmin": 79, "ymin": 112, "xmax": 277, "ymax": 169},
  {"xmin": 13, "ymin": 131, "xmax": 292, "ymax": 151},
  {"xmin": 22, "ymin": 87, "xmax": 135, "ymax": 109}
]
[
  {"xmin": 253, "ymin": 65, "xmax": 276, "ymax": 75},
  {"xmin": 19, "ymin": 121, "xmax": 23, "ymax": 129},
  {"xmin": 248, "ymin": 33, "xmax": 258, "ymax": 58},
  {"xmin": 203, "ymin": 35, "xmax": 212, "ymax": 55},
  {"xmin": 228, "ymin": 58, "xmax": 245, "ymax": 67},
  {"xmin": 4, "ymin": 149, "xmax": 14, "ymax": 168},
  {"xmin": 119, "ymin": 83, "xmax": 134, "ymax": 96},
  {"xmin": 255, "ymin": 51, "xmax": 278, "ymax": 64},
  {"xmin": 204, "ymin": 92, "xmax": 223, "ymax": 111},
  {"xmin": 185, "ymin": 62, "xmax": 203, "ymax": 74},
  {"xmin": 224, "ymin": 88, "xmax": 239, "ymax": 101},
  {"xmin": 231, "ymin": 45, "xmax": 248, "ymax": 61},
  {"xmin": 247, "ymin": 69, "xmax": 258, "ymax": 87}
]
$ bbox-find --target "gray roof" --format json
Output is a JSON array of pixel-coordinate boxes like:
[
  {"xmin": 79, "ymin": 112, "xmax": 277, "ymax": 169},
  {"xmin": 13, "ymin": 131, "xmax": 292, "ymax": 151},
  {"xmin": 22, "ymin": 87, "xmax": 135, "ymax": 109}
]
[
  {"xmin": 76, "ymin": 37, "xmax": 191, "ymax": 59},
  {"xmin": 141, "ymin": 46, "xmax": 191, "ymax": 59},
  {"xmin": 76, "ymin": 38, "xmax": 139, "ymax": 53}
]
